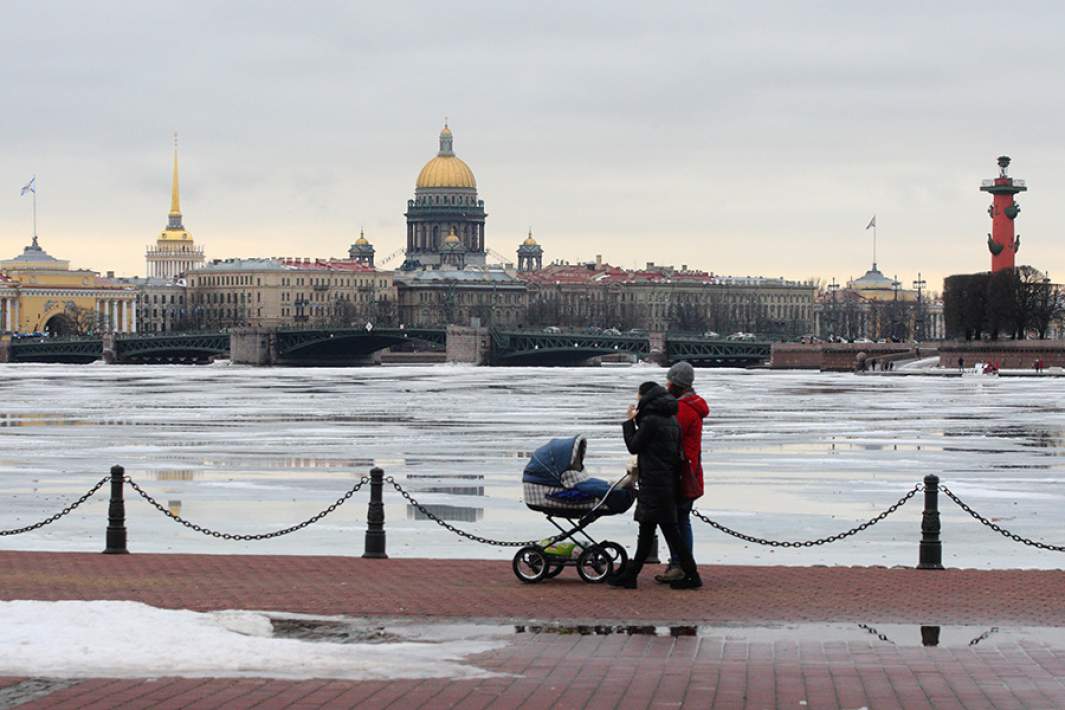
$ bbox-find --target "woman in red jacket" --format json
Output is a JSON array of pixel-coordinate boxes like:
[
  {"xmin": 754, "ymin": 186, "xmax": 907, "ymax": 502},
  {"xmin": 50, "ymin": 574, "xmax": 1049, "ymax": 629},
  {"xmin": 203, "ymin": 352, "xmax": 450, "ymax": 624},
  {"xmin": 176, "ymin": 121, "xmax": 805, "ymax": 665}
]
[{"xmin": 656, "ymin": 361, "xmax": 710, "ymax": 584}]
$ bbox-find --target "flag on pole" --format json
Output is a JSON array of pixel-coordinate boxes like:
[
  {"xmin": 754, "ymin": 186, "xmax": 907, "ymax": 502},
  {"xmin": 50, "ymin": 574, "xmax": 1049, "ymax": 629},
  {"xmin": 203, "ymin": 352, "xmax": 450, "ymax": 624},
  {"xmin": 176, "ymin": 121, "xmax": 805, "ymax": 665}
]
[
  {"xmin": 20, "ymin": 177, "xmax": 36, "ymax": 196},
  {"xmin": 865, "ymin": 214, "xmax": 876, "ymax": 230}
]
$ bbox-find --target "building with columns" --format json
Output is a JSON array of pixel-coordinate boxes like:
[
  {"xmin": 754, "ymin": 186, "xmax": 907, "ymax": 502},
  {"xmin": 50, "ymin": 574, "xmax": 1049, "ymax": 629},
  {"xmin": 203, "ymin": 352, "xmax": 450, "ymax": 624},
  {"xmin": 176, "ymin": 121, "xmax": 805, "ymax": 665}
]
[
  {"xmin": 814, "ymin": 263, "xmax": 945, "ymax": 341},
  {"xmin": 0, "ymin": 237, "xmax": 137, "ymax": 335},
  {"xmin": 145, "ymin": 140, "xmax": 205, "ymax": 280},
  {"xmin": 403, "ymin": 123, "xmax": 487, "ymax": 269}
]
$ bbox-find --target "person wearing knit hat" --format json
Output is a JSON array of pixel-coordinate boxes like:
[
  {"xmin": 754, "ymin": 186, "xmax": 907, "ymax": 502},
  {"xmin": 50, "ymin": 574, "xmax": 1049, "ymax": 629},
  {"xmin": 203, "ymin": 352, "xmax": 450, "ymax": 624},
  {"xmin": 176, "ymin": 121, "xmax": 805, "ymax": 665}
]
[{"xmin": 656, "ymin": 361, "xmax": 710, "ymax": 584}]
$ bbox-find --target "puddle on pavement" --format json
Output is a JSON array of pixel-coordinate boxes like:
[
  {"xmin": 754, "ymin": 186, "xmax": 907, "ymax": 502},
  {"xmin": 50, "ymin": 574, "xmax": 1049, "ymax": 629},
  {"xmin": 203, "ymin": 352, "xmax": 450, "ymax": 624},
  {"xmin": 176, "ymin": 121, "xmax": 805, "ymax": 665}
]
[{"xmin": 265, "ymin": 615, "xmax": 1064, "ymax": 651}]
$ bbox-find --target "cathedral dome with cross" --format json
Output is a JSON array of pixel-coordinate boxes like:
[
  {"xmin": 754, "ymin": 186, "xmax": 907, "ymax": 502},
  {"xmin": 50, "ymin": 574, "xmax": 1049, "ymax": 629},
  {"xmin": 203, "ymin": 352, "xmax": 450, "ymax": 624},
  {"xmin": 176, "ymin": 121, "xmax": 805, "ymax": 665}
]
[{"xmin": 403, "ymin": 121, "xmax": 487, "ymax": 269}]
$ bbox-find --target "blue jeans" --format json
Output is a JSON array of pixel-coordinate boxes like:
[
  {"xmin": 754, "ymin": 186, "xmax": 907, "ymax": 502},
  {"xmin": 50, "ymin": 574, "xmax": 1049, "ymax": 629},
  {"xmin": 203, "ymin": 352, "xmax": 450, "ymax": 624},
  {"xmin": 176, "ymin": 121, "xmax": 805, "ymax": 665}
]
[{"xmin": 668, "ymin": 498, "xmax": 694, "ymax": 565}]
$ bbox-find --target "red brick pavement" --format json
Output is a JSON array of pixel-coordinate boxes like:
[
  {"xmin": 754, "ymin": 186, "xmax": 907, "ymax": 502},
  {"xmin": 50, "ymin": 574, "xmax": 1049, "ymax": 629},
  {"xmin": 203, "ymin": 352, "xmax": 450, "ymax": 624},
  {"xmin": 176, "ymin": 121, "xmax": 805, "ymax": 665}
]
[
  {"xmin": 2, "ymin": 551, "xmax": 1065, "ymax": 625},
  {"xmin": 2, "ymin": 551, "xmax": 1065, "ymax": 708}
]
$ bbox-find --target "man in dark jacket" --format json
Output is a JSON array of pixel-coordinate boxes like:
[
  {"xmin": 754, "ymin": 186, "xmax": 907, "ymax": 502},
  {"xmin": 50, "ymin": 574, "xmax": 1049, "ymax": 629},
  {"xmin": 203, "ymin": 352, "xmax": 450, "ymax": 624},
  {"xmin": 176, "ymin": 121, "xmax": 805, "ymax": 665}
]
[
  {"xmin": 656, "ymin": 361, "xmax": 710, "ymax": 583},
  {"xmin": 609, "ymin": 381, "xmax": 702, "ymax": 590}
]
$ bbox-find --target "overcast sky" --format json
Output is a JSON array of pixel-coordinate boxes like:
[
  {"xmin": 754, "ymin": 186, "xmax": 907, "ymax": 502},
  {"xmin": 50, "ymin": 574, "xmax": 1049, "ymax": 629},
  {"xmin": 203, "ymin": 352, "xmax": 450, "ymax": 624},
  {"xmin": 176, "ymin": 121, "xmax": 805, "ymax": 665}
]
[{"xmin": 1, "ymin": 2, "xmax": 1063, "ymax": 291}]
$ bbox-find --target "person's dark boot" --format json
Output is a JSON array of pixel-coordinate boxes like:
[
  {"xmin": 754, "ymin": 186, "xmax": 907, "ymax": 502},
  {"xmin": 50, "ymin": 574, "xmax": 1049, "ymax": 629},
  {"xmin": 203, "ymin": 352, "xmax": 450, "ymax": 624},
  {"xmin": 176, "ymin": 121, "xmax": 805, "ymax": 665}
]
[
  {"xmin": 669, "ymin": 572, "xmax": 702, "ymax": 590},
  {"xmin": 607, "ymin": 563, "xmax": 638, "ymax": 589}
]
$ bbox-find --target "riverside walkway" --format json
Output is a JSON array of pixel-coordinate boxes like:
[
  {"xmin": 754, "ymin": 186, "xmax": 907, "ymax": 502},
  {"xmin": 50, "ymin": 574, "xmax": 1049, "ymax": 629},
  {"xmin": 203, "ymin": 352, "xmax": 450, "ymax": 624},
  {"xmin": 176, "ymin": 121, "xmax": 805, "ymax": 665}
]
[{"xmin": 2, "ymin": 552, "xmax": 1065, "ymax": 708}]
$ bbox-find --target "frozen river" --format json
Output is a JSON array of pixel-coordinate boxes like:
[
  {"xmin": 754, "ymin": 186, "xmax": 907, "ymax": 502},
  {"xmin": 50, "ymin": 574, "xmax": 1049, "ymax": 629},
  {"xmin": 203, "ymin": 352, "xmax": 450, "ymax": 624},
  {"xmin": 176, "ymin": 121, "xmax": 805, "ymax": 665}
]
[{"xmin": 1, "ymin": 363, "xmax": 1063, "ymax": 570}]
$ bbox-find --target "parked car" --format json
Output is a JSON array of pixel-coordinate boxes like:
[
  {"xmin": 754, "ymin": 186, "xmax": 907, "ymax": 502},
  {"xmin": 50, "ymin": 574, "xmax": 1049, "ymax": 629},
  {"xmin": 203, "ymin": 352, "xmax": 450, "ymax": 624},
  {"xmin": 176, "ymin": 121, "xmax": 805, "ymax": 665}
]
[
  {"xmin": 703, "ymin": 330, "xmax": 720, "ymax": 338},
  {"xmin": 727, "ymin": 332, "xmax": 756, "ymax": 341},
  {"xmin": 602, "ymin": 327, "xmax": 622, "ymax": 336},
  {"xmin": 543, "ymin": 326, "xmax": 562, "ymax": 334},
  {"xmin": 583, "ymin": 326, "xmax": 603, "ymax": 334}
]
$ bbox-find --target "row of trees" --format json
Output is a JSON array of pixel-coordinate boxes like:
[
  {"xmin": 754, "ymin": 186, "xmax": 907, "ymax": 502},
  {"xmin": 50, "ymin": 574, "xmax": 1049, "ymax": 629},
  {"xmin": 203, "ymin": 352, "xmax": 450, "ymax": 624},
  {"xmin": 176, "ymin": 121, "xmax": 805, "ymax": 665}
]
[{"xmin": 944, "ymin": 267, "xmax": 1063, "ymax": 340}]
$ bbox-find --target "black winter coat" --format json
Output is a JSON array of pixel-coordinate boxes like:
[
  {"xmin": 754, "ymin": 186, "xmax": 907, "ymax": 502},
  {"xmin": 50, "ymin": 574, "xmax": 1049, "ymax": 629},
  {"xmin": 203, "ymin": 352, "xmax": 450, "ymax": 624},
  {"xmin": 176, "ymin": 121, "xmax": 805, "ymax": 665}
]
[{"xmin": 622, "ymin": 384, "xmax": 681, "ymax": 524}]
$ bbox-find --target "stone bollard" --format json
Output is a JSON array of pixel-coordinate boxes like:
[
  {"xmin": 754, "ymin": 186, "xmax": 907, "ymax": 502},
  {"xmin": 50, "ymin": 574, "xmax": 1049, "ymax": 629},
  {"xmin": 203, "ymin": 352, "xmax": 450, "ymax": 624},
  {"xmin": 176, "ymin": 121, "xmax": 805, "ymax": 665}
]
[
  {"xmin": 917, "ymin": 474, "xmax": 944, "ymax": 570},
  {"xmin": 363, "ymin": 467, "xmax": 388, "ymax": 559},
  {"xmin": 103, "ymin": 465, "xmax": 129, "ymax": 554}
]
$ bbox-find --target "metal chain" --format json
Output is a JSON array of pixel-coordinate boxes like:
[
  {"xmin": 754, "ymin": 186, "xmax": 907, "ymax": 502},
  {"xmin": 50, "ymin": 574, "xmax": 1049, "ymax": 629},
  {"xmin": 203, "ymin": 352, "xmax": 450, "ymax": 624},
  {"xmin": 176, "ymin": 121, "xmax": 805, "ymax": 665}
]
[
  {"xmin": 0, "ymin": 476, "xmax": 110, "ymax": 536},
  {"xmin": 386, "ymin": 476, "xmax": 564, "ymax": 547},
  {"xmin": 692, "ymin": 484, "xmax": 922, "ymax": 547},
  {"xmin": 941, "ymin": 486, "xmax": 1065, "ymax": 552},
  {"xmin": 125, "ymin": 475, "xmax": 369, "ymax": 541}
]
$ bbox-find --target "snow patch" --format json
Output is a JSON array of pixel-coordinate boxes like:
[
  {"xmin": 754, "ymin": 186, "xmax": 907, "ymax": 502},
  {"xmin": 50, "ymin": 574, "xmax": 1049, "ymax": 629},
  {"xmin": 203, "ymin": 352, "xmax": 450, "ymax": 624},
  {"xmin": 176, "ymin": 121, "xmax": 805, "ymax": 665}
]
[{"xmin": 0, "ymin": 601, "xmax": 503, "ymax": 680}]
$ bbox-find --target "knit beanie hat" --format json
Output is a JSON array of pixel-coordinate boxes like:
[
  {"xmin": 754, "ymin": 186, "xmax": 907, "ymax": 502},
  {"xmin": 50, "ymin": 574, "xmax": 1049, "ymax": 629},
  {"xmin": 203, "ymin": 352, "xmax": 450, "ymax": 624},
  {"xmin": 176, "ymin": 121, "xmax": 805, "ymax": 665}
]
[{"xmin": 667, "ymin": 361, "xmax": 695, "ymax": 389}]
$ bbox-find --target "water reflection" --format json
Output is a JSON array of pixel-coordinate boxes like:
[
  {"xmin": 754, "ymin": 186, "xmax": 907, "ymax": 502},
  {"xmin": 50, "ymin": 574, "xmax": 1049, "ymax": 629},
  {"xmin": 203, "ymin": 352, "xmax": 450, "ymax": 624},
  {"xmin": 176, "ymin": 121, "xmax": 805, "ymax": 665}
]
[
  {"xmin": 405, "ymin": 475, "xmax": 485, "ymax": 497},
  {"xmin": 407, "ymin": 505, "xmax": 483, "ymax": 522},
  {"xmin": 156, "ymin": 470, "xmax": 196, "ymax": 481}
]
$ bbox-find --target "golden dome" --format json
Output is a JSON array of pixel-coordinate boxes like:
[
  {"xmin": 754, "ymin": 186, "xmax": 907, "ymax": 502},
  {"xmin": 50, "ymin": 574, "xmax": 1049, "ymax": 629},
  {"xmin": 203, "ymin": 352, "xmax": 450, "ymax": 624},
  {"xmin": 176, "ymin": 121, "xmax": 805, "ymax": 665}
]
[
  {"xmin": 355, "ymin": 228, "xmax": 369, "ymax": 246},
  {"xmin": 416, "ymin": 155, "xmax": 477, "ymax": 189},
  {"xmin": 443, "ymin": 226, "xmax": 461, "ymax": 244},
  {"xmin": 416, "ymin": 122, "xmax": 476, "ymax": 189},
  {"xmin": 522, "ymin": 229, "xmax": 538, "ymax": 247}
]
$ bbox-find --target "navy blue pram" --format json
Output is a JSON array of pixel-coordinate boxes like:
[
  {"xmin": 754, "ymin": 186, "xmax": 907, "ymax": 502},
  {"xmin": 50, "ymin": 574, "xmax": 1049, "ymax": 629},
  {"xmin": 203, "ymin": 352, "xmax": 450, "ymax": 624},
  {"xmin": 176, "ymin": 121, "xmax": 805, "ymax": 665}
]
[{"xmin": 513, "ymin": 435, "xmax": 632, "ymax": 583}]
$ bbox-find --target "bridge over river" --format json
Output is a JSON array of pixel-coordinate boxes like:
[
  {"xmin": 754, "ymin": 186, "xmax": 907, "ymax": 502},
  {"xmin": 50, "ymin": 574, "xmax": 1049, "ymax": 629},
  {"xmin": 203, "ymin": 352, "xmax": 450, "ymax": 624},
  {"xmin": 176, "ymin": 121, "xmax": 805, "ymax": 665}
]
[{"xmin": 1, "ymin": 328, "xmax": 770, "ymax": 367}]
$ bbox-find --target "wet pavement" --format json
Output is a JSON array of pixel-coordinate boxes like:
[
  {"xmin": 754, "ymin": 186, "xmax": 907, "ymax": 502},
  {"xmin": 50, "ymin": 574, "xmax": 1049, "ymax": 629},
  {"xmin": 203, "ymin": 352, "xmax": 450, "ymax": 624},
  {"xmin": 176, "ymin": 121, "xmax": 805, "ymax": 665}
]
[{"xmin": 3, "ymin": 552, "xmax": 1065, "ymax": 708}]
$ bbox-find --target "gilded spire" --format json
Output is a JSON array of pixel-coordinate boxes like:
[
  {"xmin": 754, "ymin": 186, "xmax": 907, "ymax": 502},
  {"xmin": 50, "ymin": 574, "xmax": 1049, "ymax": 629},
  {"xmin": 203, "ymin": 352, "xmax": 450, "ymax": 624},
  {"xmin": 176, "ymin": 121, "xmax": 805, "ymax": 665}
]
[
  {"xmin": 161, "ymin": 133, "xmax": 187, "ymax": 237},
  {"xmin": 170, "ymin": 132, "xmax": 181, "ymax": 217}
]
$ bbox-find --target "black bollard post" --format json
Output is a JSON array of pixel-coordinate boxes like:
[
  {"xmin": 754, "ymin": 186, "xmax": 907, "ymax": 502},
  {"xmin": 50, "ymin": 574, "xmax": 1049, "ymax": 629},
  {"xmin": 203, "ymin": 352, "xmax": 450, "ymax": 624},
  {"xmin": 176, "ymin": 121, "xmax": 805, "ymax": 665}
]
[
  {"xmin": 917, "ymin": 474, "xmax": 944, "ymax": 570},
  {"xmin": 920, "ymin": 625, "xmax": 941, "ymax": 647},
  {"xmin": 103, "ymin": 465, "xmax": 128, "ymax": 554},
  {"xmin": 363, "ymin": 467, "xmax": 388, "ymax": 559}
]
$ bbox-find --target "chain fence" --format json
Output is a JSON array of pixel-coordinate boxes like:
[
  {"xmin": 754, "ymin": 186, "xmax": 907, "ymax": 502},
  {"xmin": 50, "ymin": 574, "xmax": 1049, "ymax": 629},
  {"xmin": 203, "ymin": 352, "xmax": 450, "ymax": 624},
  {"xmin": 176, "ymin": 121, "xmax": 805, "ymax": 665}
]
[
  {"xmin": 386, "ymin": 476, "xmax": 564, "ymax": 548},
  {"xmin": 0, "ymin": 476, "xmax": 110, "ymax": 537},
  {"xmin": 941, "ymin": 486, "xmax": 1065, "ymax": 553},
  {"xmin": 124, "ymin": 475, "xmax": 370, "ymax": 541},
  {"xmin": 692, "ymin": 483, "xmax": 923, "ymax": 548}
]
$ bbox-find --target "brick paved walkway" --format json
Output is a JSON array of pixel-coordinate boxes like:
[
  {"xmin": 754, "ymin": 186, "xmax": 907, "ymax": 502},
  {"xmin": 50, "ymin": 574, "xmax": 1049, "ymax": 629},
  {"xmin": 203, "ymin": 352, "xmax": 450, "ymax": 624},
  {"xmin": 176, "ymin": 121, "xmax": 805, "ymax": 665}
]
[{"xmin": 2, "ymin": 551, "xmax": 1065, "ymax": 708}]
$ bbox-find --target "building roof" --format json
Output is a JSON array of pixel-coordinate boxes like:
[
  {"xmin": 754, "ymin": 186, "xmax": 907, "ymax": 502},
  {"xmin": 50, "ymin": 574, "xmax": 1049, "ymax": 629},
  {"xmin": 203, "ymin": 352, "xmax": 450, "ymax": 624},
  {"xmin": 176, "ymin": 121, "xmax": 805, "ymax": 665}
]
[
  {"xmin": 280, "ymin": 258, "xmax": 379, "ymax": 272},
  {"xmin": 6, "ymin": 236, "xmax": 63, "ymax": 265},
  {"xmin": 416, "ymin": 123, "xmax": 477, "ymax": 190},
  {"xmin": 849, "ymin": 264, "xmax": 898, "ymax": 290},
  {"xmin": 197, "ymin": 258, "xmax": 289, "ymax": 272},
  {"xmin": 396, "ymin": 267, "xmax": 521, "ymax": 285}
]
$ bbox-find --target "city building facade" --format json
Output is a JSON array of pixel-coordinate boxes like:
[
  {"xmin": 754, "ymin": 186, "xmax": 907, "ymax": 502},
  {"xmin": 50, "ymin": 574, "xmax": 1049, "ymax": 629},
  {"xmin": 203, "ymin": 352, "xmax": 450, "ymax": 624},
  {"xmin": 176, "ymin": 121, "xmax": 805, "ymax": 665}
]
[
  {"xmin": 395, "ymin": 268, "xmax": 527, "ymax": 328},
  {"xmin": 125, "ymin": 278, "xmax": 189, "ymax": 334},
  {"xmin": 518, "ymin": 259, "xmax": 817, "ymax": 335},
  {"xmin": 1, "ymin": 237, "xmax": 137, "ymax": 335},
  {"xmin": 185, "ymin": 258, "xmax": 396, "ymax": 329}
]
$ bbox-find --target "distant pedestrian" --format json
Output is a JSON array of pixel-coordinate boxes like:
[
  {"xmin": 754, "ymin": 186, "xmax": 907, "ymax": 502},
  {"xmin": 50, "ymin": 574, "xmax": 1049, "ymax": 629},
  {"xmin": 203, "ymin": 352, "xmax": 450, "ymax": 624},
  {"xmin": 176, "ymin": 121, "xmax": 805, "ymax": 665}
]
[
  {"xmin": 655, "ymin": 362, "xmax": 709, "ymax": 584},
  {"xmin": 958, "ymin": 356, "xmax": 965, "ymax": 372},
  {"xmin": 609, "ymin": 382, "xmax": 701, "ymax": 590}
]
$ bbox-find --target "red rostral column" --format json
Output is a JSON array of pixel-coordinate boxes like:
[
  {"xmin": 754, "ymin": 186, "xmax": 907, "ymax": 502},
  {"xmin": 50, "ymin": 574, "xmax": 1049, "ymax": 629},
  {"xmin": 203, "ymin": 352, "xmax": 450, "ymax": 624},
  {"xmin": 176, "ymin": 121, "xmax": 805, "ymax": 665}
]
[{"xmin": 980, "ymin": 155, "xmax": 1026, "ymax": 272}]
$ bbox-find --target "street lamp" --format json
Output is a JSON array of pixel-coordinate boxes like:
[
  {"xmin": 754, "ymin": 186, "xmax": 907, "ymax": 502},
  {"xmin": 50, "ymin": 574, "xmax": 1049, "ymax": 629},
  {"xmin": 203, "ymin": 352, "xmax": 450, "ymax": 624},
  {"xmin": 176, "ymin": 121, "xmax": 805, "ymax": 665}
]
[
  {"xmin": 827, "ymin": 277, "xmax": 840, "ymax": 340},
  {"xmin": 912, "ymin": 272, "xmax": 926, "ymax": 342},
  {"xmin": 891, "ymin": 276, "xmax": 902, "ymax": 342}
]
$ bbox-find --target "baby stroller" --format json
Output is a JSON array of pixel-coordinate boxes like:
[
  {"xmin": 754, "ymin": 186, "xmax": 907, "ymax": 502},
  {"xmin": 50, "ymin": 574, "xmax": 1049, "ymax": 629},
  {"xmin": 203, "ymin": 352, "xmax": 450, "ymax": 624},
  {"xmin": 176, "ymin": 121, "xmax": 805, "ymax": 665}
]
[{"xmin": 513, "ymin": 435, "xmax": 632, "ymax": 583}]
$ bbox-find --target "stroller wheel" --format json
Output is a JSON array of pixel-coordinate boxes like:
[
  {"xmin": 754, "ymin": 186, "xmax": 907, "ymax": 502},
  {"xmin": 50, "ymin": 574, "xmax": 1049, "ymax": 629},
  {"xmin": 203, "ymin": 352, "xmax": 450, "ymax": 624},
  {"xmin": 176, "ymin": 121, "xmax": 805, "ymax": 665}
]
[
  {"xmin": 599, "ymin": 541, "xmax": 628, "ymax": 572},
  {"xmin": 513, "ymin": 546, "xmax": 549, "ymax": 583},
  {"xmin": 576, "ymin": 545, "xmax": 614, "ymax": 584}
]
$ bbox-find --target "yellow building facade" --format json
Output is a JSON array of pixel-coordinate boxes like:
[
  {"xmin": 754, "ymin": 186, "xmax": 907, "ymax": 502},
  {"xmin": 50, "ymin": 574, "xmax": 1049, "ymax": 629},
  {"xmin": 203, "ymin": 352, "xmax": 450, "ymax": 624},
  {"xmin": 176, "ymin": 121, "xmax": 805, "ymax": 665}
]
[{"xmin": 0, "ymin": 237, "xmax": 137, "ymax": 335}]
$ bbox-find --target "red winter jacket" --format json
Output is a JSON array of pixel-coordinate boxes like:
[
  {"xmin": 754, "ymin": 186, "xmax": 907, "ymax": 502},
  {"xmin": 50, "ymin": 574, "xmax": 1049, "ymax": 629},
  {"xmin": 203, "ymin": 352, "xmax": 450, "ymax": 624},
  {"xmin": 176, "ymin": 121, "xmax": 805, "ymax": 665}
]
[{"xmin": 676, "ymin": 391, "xmax": 709, "ymax": 500}]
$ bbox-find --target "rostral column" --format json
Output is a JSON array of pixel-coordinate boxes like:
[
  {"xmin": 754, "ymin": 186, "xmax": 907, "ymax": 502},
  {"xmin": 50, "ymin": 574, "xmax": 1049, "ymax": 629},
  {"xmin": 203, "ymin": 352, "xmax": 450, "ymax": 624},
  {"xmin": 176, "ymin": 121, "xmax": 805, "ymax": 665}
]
[{"xmin": 980, "ymin": 155, "xmax": 1026, "ymax": 272}]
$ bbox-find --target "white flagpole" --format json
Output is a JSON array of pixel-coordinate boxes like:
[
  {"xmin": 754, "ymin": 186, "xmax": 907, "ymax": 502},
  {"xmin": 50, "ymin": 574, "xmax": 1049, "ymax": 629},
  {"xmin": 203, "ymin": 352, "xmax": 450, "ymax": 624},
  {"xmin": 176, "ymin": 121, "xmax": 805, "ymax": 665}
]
[
  {"xmin": 32, "ymin": 182, "xmax": 37, "ymax": 239},
  {"xmin": 873, "ymin": 220, "xmax": 877, "ymax": 267}
]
